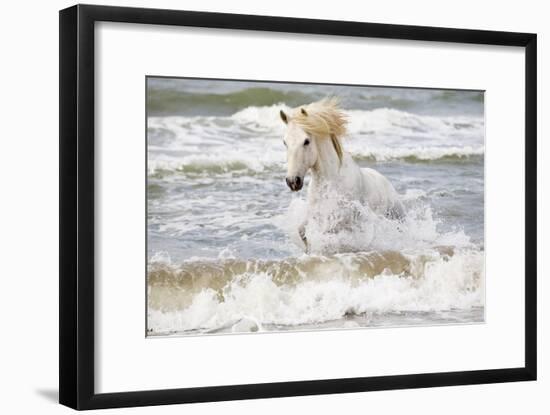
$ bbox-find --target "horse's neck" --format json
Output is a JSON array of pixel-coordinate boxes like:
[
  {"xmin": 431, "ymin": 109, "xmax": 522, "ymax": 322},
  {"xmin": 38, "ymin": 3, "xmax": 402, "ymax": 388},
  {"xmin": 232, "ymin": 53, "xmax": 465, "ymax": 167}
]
[
  {"xmin": 309, "ymin": 137, "xmax": 345, "ymax": 207},
  {"xmin": 311, "ymin": 136, "xmax": 344, "ymax": 184}
]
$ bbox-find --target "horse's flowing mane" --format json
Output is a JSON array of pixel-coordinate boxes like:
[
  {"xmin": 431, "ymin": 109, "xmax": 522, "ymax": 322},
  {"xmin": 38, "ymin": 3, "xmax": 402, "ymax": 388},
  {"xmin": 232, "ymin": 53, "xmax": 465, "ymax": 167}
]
[{"xmin": 290, "ymin": 97, "xmax": 347, "ymax": 163}]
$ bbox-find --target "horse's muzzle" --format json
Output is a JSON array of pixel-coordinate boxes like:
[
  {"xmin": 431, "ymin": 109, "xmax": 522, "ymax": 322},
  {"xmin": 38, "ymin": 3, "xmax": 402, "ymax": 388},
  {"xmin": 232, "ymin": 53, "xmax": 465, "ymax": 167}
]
[{"xmin": 286, "ymin": 176, "xmax": 303, "ymax": 191}]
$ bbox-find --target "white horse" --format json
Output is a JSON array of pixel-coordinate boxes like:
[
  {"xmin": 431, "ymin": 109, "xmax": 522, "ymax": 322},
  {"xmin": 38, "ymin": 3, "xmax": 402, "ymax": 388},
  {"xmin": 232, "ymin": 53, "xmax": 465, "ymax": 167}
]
[{"xmin": 280, "ymin": 98, "xmax": 404, "ymax": 251}]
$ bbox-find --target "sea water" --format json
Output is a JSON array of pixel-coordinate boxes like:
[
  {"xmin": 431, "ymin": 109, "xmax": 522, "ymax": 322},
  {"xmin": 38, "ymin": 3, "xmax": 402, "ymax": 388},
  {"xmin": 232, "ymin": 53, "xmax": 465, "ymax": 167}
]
[{"xmin": 146, "ymin": 78, "xmax": 484, "ymax": 336}]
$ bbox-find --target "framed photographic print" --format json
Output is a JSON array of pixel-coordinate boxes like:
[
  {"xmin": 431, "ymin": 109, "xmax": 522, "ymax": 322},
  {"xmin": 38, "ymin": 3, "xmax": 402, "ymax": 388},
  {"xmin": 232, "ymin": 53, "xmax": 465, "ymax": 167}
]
[{"xmin": 59, "ymin": 4, "xmax": 537, "ymax": 410}]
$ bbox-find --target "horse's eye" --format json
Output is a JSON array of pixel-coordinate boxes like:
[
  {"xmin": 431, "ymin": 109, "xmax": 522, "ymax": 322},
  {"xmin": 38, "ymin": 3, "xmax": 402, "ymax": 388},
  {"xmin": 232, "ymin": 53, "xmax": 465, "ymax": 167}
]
[
  {"xmin": 283, "ymin": 140, "xmax": 287, "ymax": 147},
  {"xmin": 304, "ymin": 139, "xmax": 310, "ymax": 146}
]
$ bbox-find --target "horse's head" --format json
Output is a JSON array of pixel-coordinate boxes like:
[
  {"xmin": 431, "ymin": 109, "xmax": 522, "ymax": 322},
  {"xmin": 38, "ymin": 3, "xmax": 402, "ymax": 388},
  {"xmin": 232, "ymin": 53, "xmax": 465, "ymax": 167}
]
[
  {"xmin": 280, "ymin": 107, "xmax": 318, "ymax": 192},
  {"xmin": 279, "ymin": 98, "xmax": 347, "ymax": 192}
]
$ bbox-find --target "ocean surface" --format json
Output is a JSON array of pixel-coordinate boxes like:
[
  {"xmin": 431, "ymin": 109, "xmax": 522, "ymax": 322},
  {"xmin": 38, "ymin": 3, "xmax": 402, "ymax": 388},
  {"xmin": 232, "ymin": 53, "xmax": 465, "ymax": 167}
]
[{"xmin": 146, "ymin": 78, "xmax": 485, "ymax": 337}]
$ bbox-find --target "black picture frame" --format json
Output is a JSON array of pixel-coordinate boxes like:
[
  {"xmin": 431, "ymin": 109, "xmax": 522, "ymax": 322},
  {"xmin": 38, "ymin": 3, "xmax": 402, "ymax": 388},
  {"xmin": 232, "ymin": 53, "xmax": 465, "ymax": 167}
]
[{"xmin": 59, "ymin": 4, "xmax": 537, "ymax": 410}]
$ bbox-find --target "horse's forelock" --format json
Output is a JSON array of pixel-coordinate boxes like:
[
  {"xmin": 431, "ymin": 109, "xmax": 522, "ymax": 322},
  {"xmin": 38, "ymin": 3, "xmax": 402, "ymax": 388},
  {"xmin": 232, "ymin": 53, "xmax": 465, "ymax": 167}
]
[
  {"xmin": 291, "ymin": 98, "xmax": 347, "ymax": 164},
  {"xmin": 292, "ymin": 98, "xmax": 347, "ymax": 136}
]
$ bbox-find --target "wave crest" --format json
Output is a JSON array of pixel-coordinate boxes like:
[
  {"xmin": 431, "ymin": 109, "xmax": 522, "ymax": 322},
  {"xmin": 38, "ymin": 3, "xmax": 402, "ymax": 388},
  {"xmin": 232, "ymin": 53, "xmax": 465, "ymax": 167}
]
[
  {"xmin": 148, "ymin": 106, "xmax": 484, "ymax": 178},
  {"xmin": 148, "ymin": 248, "xmax": 484, "ymax": 335}
]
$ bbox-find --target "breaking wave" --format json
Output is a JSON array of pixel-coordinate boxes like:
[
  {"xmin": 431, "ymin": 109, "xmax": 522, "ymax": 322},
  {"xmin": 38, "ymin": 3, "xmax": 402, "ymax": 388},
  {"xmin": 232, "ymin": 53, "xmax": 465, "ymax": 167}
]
[
  {"xmin": 148, "ymin": 248, "xmax": 483, "ymax": 335},
  {"xmin": 148, "ymin": 106, "xmax": 484, "ymax": 177},
  {"xmin": 148, "ymin": 198, "xmax": 484, "ymax": 336}
]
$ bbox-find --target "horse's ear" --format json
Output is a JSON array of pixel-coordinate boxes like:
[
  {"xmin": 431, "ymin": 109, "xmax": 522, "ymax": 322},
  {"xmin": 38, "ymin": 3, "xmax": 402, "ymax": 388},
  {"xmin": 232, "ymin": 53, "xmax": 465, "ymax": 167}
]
[
  {"xmin": 280, "ymin": 110, "xmax": 288, "ymax": 124},
  {"xmin": 301, "ymin": 108, "xmax": 308, "ymax": 116}
]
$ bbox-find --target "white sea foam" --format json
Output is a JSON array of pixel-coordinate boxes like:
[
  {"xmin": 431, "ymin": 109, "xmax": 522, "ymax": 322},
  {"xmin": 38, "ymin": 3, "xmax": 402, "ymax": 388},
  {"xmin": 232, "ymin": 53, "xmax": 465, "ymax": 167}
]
[
  {"xmin": 148, "ymin": 248, "xmax": 484, "ymax": 334},
  {"xmin": 349, "ymin": 145, "xmax": 484, "ymax": 162},
  {"xmin": 148, "ymin": 152, "xmax": 279, "ymax": 176},
  {"xmin": 148, "ymin": 106, "xmax": 484, "ymax": 176},
  {"xmin": 148, "ymin": 187, "xmax": 483, "ymax": 335},
  {"xmin": 275, "ymin": 189, "xmax": 472, "ymax": 255}
]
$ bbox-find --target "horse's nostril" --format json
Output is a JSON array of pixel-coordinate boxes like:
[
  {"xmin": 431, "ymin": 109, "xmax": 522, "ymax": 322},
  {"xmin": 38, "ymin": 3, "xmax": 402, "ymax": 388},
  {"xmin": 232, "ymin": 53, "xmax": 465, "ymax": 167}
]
[{"xmin": 285, "ymin": 176, "xmax": 302, "ymax": 191}]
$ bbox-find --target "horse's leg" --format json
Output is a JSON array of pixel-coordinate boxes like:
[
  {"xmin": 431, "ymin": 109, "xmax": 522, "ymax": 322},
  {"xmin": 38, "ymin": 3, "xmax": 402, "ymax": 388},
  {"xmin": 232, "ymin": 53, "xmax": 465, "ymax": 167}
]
[
  {"xmin": 384, "ymin": 201, "xmax": 406, "ymax": 233},
  {"xmin": 298, "ymin": 222, "xmax": 309, "ymax": 253},
  {"xmin": 385, "ymin": 200, "xmax": 405, "ymax": 221}
]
